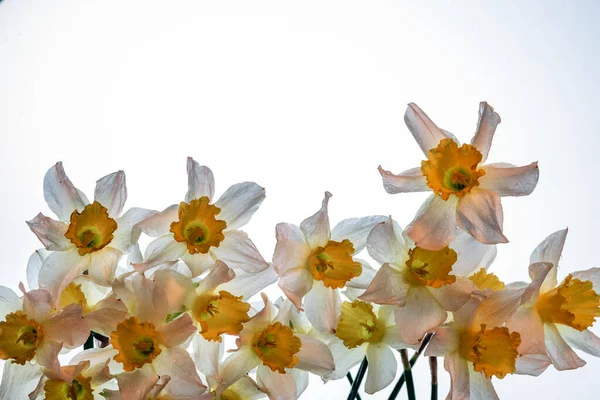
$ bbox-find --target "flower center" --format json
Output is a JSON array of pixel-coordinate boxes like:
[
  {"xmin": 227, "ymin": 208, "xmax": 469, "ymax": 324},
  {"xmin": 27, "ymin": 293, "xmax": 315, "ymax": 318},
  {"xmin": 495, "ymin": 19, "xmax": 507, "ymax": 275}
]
[
  {"xmin": 469, "ymin": 268, "xmax": 505, "ymax": 291},
  {"xmin": 405, "ymin": 246, "xmax": 457, "ymax": 288},
  {"xmin": 335, "ymin": 301, "xmax": 385, "ymax": 349},
  {"xmin": 421, "ymin": 138, "xmax": 486, "ymax": 200},
  {"xmin": 459, "ymin": 324, "xmax": 521, "ymax": 379},
  {"xmin": 0, "ymin": 311, "xmax": 43, "ymax": 365},
  {"xmin": 252, "ymin": 322, "xmax": 301, "ymax": 374},
  {"xmin": 170, "ymin": 197, "xmax": 227, "ymax": 254},
  {"xmin": 44, "ymin": 375, "xmax": 93, "ymax": 400},
  {"xmin": 110, "ymin": 317, "xmax": 162, "ymax": 371},
  {"xmin": 307, "ymin": 239, "xmax": 362, "ymax": 289},
  {"xmin": 536, "ymin": 274, "xmax": 600, "ymax": 331},
  {"xmin": 193, "ymin": 290, "xmax": 251, "ymax": 342},
  {"xmin": 60, "ymin": 282, "xmax": 89, "ymax": 312},
  {"xmin": 64, "ymin": 201, "xmax": 118, "ymax": 256}
]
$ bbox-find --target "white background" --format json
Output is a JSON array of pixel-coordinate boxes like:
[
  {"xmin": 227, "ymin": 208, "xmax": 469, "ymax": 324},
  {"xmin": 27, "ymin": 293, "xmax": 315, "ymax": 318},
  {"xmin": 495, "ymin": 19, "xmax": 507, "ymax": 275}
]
[{"xmin": 1, "ymin": 0, "xmax": 599, "ymax": 398}]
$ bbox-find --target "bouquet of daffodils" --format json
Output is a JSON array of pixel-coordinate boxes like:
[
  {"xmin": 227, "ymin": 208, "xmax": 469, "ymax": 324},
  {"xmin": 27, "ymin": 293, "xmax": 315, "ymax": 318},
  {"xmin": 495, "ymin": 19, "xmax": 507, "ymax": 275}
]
[{"xmin": 1, "ymin": 102, "xmax": 598, "ymax": 400}]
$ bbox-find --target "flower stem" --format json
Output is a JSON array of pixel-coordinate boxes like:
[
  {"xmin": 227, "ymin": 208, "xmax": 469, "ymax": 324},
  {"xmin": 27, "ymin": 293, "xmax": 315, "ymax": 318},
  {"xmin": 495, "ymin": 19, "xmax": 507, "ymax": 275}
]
[
  {"xmin": 429, "ymin": 356, "xmax": 438, "ymax": 400},
  {"xmin": 400, "ymin": 349, "xmax": 416, "ymax": 400},
  {"xmin": 346, "ymin": 357, "xmax": 368, "ymax": 400},
  {"xmin": 83, "ymin": 333, "xmax": 94, "ymax": 350},
  {"xmin": 387, "ymin": 332, "xmax": 433, "ymax": 400},
  {"xmin": 346, "ymin": 372, "xmax": 363, "ymax": 400}
]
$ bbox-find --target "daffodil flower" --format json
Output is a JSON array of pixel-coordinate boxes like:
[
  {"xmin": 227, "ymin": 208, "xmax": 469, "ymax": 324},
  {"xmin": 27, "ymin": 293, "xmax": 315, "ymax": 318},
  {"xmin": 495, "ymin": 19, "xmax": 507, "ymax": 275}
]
[
  {"xmin": 359, "ymin": 216, "xmax": 496, "ymax": 344},
  {"xmin": 273, "ymin": 191, "xmax": 386, "ymax": 332},
  {"xmin": 379, "ymin": 102, "xmax": 539, "ymax": 250},
  {"xmin": 426, "ymin": 293, "xmax": 522, "ymax": 400},
  {"xmin": 133, "ymin": 157, "xmax": 268, "ymax": 278},
  {"xmin": 26, "ymin": 162, "xmax": 155, "ymax": 303},
  {"xmin": 218, "ymin": 294, "xmax": 334, "ymax": 400},
  {"xmin": 0, "ymin": 286, "xmax": 89, "ymax": 399},
  {"xmin": 475, "ymin": 229, "xmax": 600, "ymax": 376}
]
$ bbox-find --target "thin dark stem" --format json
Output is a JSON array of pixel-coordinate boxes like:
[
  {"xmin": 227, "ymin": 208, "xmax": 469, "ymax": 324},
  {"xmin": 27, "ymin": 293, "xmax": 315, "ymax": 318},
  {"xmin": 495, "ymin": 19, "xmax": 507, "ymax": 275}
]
[
  {"xmin": 429, "ymin": 357, "xmax": 438, "ymax": 400},
  {"xmin": 83, "ymin": 333, "xmax": 94, "ymax": 350},
  {"xmin": 346, "ymin": 373, "xmax": 363, "ymax": 400},
  {"xmin": 346, "ymin": 357, "xmax": 368, "ymax": 400},
  {"xmin": 387, "ymin": 332, "xmax": 433, "ymax": 400},
  {"xmin": 400, "ymin": 349, "xmax": 416, "ymax": 400}
]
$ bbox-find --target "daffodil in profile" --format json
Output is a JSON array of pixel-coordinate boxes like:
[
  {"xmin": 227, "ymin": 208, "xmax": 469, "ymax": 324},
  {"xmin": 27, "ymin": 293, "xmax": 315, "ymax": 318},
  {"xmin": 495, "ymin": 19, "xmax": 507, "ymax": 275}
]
[
  {"xmin": 133, "ymin": 157, "xmax": 268, "ymax": 278},
  {"xmin": 379, "ymin": 102, "xmax": 539, "ymax": 250}
]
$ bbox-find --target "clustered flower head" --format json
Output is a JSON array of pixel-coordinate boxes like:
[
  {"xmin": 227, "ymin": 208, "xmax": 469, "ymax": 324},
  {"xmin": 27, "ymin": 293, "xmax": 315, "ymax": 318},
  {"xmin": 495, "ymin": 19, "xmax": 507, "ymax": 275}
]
[{"xmin": 1, "ymin": 102, "xmax": 598, "ymax": 400}]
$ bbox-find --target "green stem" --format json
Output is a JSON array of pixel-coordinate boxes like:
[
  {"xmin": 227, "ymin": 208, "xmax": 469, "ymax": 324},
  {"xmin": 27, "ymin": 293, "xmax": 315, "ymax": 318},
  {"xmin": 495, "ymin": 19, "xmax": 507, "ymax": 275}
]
[
  {"xmin": 430, "ymin": 356, "xmax": 438, "ymax": 400},
  {"xmin": 400, "ymin": 349, "xmax": 416, "ymax": 400},
  {"xmin": 346, "ymin": 372, "xmax": 363, "ymax": 400},
  {"xmin": 387, "ymin": 332, "xmax": 433, "ymax": 400},
  {"xmin": 83, "ymin": 333, "xmax": 94, "ymax": 350},
  {"xmin": 346, "ymin": 357, "xmax": 368, "ymax": 400}
]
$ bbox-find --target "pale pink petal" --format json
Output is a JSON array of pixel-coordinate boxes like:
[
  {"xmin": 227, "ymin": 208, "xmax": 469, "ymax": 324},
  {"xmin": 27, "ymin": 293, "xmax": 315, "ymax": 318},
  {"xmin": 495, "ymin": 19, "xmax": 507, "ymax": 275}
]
[
  {"xmin": 196, "ymin": 260, "xmax": 235, "ymax": 293},
  {"xmin": 572, "ymin": 267, "xmax": 600, "ymax": 293},
  {"xmin": 366, "ymin": 216, "xmax": 409, "ymax": 265},
  {"xmin": 116, "ymin": 364, "xmax": 158, "ymax": 400},
  {"xmin": 364, "ymin": 344, "xmax": 397, "ymax": 395},
  {"xmin": 35, "ymin": 340, "xmax": 62, "ymax": 372},
  {"xmin": 256, "ymin": 364, "xmax": 297, "ymax": 400},
  {"xmin": 43, "ymin": 162, "xmax": 89, "ymax": 221},
  {"xmin": 136, "ymin": 204, "xmax": 179, "ymax": 237},
  {"xmin": 379, "ymin": 165, "xmax": 430, "ymax": 194},
  {"xmin": 278, "ymin": 267, "xmax": 314, "ymax": 309},
  {"xmin": 404, "ymin": 103, "xmax": 451, "ymax": 154},
  {"xmin": 23, "ymin": 289, "xmax": 53, "ymax": 322},
  {"xmin": 468, "ymin": 363, "xmax": 499, "ymax": 400},
  {"xmin": 273, "ymin": 223, "xmax": 311, "ymax": 276},
  {"xmin": 181, "ymin": 252, "xmax": 215, "ymax": 277},
  {"xmin": 325, "ymin": 338, "xmax": 365, "ymax": 381},
  {"xmin": 507, "ymin": 306, "xmax": 546, "ymax": 357},
  {"xmin": 450, "ymin": 232, "xmax": 497, "ymax": 276},
  {"xmin": 522, "ymin": 262, "xmax": 554, "ymax": 305},
  {"xmin": 26, "ymin": 213, "xmax": 70, "ymax": 251},
  {"xmin": 94, "ymin": 170, "xmax": 127, "ymax": 218},
  {"xmin": 132, "ymin": 234, "xmax": 186, "ymax": 272},
  {"xmin": 185, "ymin": 157, "xmax": 215, "ymax": 202},
  {"xmin": 214, "ymin": 182, "xmax": 266, "ymax": 231},
  {"xmin": 347, "ymin": 259, "xmax": 375, "ymax": 289},
  {"xmin": 220, "ymin": 348, "xmax": 260, "ymax": 387},
  {"xmin": 472, "ymin": 286, "xmax": 525, "ymax": 328},
  {"xmin": 88, "ymin": 247, "xmax": 122, "ymax": 287},
  {"xmin": 295, "ymin": 333, "xmax": 335, "ymax": 376},
  {"xmin": 111, "ymin": 208, "xmax": 157, "ymax": 254},
  {"xmin": 456, "ymin": 189, "xmax": 508, "ymax": 245},
  {"xmin": 406, "ymin": 194, "xmax": 459, "ymax": 251},
  {"xmin": 219, "ymin": 266, "xmax": 278, "ymax": 301},
  {"xmin": 69, "ymin": 346, "xmax": 118, "ymax": 368},
  {"xmin": 515, "ymin": 354, "xmax": 552, "ymax": 376},
  {"xmin": 479, "ymin": 162, "xmax": 539, "ymax": 197},
  {"xmin": 151, "ymin": 269, "xmax": 196, "ymax": 313},
  {"xmin": 425, "ymin": 326, "xmax": 460, "ymax": 357},
  {"xmin": 544, "ymin": 323, "xmax": 586, "ymax": 371},
  {"xmin": 210, "ymin": 230, "xmax": 269, "ymax": 273},
  {"xmin": 454, "ymin": 293, "xmax": 487, "ymax": 329},
  {"xmin": 444, "ymin": 352, "xmax": 470, "ymax": 400},
  {"xmin": 154, "ymin": 347, "xmax": 207, "ymax": 397},
  {"xmin": 394, "ymin": 287, "xmax": 447, "ymax": 344},
  {"xmin": 359, "ymin": 263, "xmax": 409, "ymax": 307},
  {"xmin": 38, "ymin": 249, "xmax": 91, "ymax": 306},
  {"xmin": 157, "ymin": 313, "xmax": 196, "ymax": 348},
  {"xmin": 130, "ymin": 274, "xmax": 169, "ymax": 326},
  {"xmin": 0, "ymin": 358, "xmax": 42, "ymax": 399},
  {"xmin": 299, "ymin": 192, "xmax": 332, "ymax": 249},
  {"xmin": 382, "ymin": 325, "xmax": 412, "ymax": 350},
  {"xmin": 557, "ymin": 325, "xmax": 600, "ymax": 357},
  {"xmin": 226, "ymin": 377, "xmax": 265, "ymax": 400},
  {"xmin": 303, "ymin": 281, "xmax": 340, "ymax": 334},
  {"xmin": 428, "ymin": 277, "xmax": 474, "ymax": 311},
  {"xmin": 243, "ymin": 294, "xmax": 274, "ymax": 333},
  {"xmin": 331, "ymin": 215, "xmax": 388, "ymax": 253},
  {"xmin": 470, "ymin": 102, "xmax": 501, "ymax": 163},
  {"xmin": 84, "ymin": 307, "xmax": 128, "ymax": 337},
  {"xmin": 42, "ymin": 304, "xmax": 88, "ymax": 348},
  {"xmin": 27, "ymin": 249, "xmax": 49, "ymax": 291},
  {"xmin": 530, "ymin": 229, "xmax": 567, "ymax": 293},
  {"xmin": 0, "ymin": 286, "xmax": 21, "ymax": 317},
  {"xmin": 192, "ymin": 334, "xmax": 223, "ymax": 380}
]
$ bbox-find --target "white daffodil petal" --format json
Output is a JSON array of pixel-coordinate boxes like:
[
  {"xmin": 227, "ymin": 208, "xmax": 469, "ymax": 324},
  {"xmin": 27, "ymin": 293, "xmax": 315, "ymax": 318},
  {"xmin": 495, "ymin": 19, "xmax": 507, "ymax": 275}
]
[
  {"xmin": 133, "ymin": 235, "xmax": 186, "ymax": 272},
  {"xmin": 444, "ymin": 352, "xmax": 470, "ymax": 400},
  {"xmin": 364, "ymin": 344, "xmax": 397, "ymax": 395},
  {"xmin": 299, "ymin": 192, "xmax": 331, "ymax": 249},
  {"xmin": 181, "ymin": 252, "xmax": 215, "ymax": 277},
  {"xmin": 136, "ymin": 204, "xmax": 179, "ymax": 237},
  {"xmin": 157, "ymin": 313, "xmax": 196, "ymax": 348},
  {"xmin": 289, "ymin": 369, "xmax": 309, "ymax": 399},
  {"xmin": 256, "ymin": 364, "xmax": 297, "ymax": 400},
  {"xmin": 557, "ymin": 325, "xmax": 600, "ymax": 357},
  {"xmin": 88, "ymin": 247, "xmax": 122, "ymax": 287},
  {"xmin": 378, "ymin": 166, "xmax": 429, "ymax": 194},
  {"xmin": 26, "ymin": 214, "xmax": 70, "ymax": 251},
  {"xmin": 479, "ymin": 162, "xmax": 539, "ymax": 197},
  {"xmin": 215, "ymin": 182, "xmax": 266, "ymax": 231},
  {"xmin": 507, "ymin": 306, "xmax": 546, "ymax": 357},
  {"xmin": 425, "ymin": 326, "xmax": 460, "ymax": 357},
  {"xmin": 278, "ymin": 267, "xmax": 314, "ymax": 310},
  {"xmin": 0, "ymin": 358, "xmax": 42, "ymax": 399},
  {"xmin": 192, "ymin": 334, "xmax": 223, "ymax": 380},
  {"xmin": 195, "ymin": 260, "xmax": 235, "ymax": 293},
  {"xmin": 359, "ymin": 264, "xmax": 409, "ymax": 307},
  {"xmin": 394, "ymin": 288, "xmax": 447, "ymax": 345},
  {"xmin": 468, "ymin": 363, "xmax": 499, "ymax": 400},
  {"xmin": 228, "ymin": 376, "xmax": 265, "ymax": 400},
  {"xmin": 382, "ymin": 325, "xmax": 411, "ymax": 350},
  {"xmin": 0, "ymin": 286, "xmax": 22, "ymax": 317},
  {"xmin": 38, "ymin": 249, "xmax": 91, "ymax": 305},
  {"xmin": 326, "ymin": 338, "xmax": 366, "ymax": 381},
  {"xmin": 543, "ymin": 323, "xmax": 586, "ymax": 371},
  {"xmin": 572, "ymin": 267, "xmax": 600, "ymax": 293},
  {"xmin": 470, "ymin": 102, "xmax": 501, "ymax": 164},
  {"xmin": 220, "ymin": 349, "xmax": 260, "ymax": 388},
  {"xmin": 303, "ymin": 281, "xmax": 340, "ymax": 334},
  {"xmin": 404, "ymin": 103, "xmax": 451, "ymax": 155},
  {"xmin": 42, "ymin": 304, "xmax": 88, "ymax": 348},
  {"xmin": 295, "ymin": 333, "xmax": 335, "ymax": 376},
  {"xmin": 43, "ymin": 162, "xmax": 89, "ymax": 221},
  {"xmin": 456, "ymin": 189, "xmax": 508, "ymax": 245},
  {"xmin": 347, "ymin": 259, "xmax": 376, "ymax": 289},
  {"xmin": 450, "ymin": 232, "xmax": 497, "ymax": 276},
  {"xmin": 210, "ymin": 230, "xmax": 269, "ymax": 273},
  {"xmin": 94, "ymin": 170, "xmax": 127, "ymax": 218},
  {"xmin": 116, "ymin": 364, "xmax": 158, "ymax": 400},
  {"xmin": 219, "ymin": 266, "xmax": 278, "ymax": 301},
  {"xmin": 26, "ymin": 249, "xmax": 49, "ymax": 291},
  {"xmin": 407, "ymin": 194, "xmax": 459, "ymax": 251},
  {"xmin": 428, "ymin": 277, "xmax": 474, "ymax": 312},
  {"xmin": 530, "ymin": 229, "xmax": 568, "ymax": 293},
  {"xmin": 23, "ymin": 289, "xmax": 53, "ymax": 322},
  {"xmin": 154, "ymin": 347, "xmax": 207, "ymax": 397},
  {"xmin": 84, "ymin": 307, "xmax": 128, "ymax": 337},
  {"xmin": 367, "ymin": 216, "xmax": 409, "ymax": 265},
  {"xmin": 111, "ymin": 208, "xmax": 157, "ymax": 254},
  {"xmin": 185, "ymin": 157, "xmax": 215, "ymax": 203},
  {"xmin": 515, "ymin": 354, "xmax": 552, "ymax": 376},
  {"xmin": 131, "ymin": 274, "xmax": 169, "ymax": 326},
  {"xmin": 273, "ymin": 223, "xmax": 310, "ymax": 276},
  {"xmin": 331, "ymin": 215, "xmax": 388, "ymax": 254}
]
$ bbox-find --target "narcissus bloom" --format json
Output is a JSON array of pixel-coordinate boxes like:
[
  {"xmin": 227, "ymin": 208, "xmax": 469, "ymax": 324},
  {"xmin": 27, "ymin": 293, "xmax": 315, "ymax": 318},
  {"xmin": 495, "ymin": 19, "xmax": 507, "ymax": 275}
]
[
  {"xmin": 134, "ymin": 157, "xmax": 268, "ymax": 278},
  {"xmin": 273, "ymin": 192, "xmax": 385, "ymax": 331},
  {"xmin": 379, "ymin": 102, "xmax": 539, "ymax": 250},
  {"xmin": 426, "ymin": 293, "xmax": 522, "ymax": 400},
  {"xmin": 359, "ymin": 216, "xmax": 496, "ymax": 344},
  {"xmin": 476, "ymin": 229, "xmax": 600, "ymax": 375},
  {"xmin": 218, "ymin": 294, "xmax": 334, "ymax": 400},
  {"xmin": 27, "ymin": 162, "xmax": 154, "ymax": 302}
]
